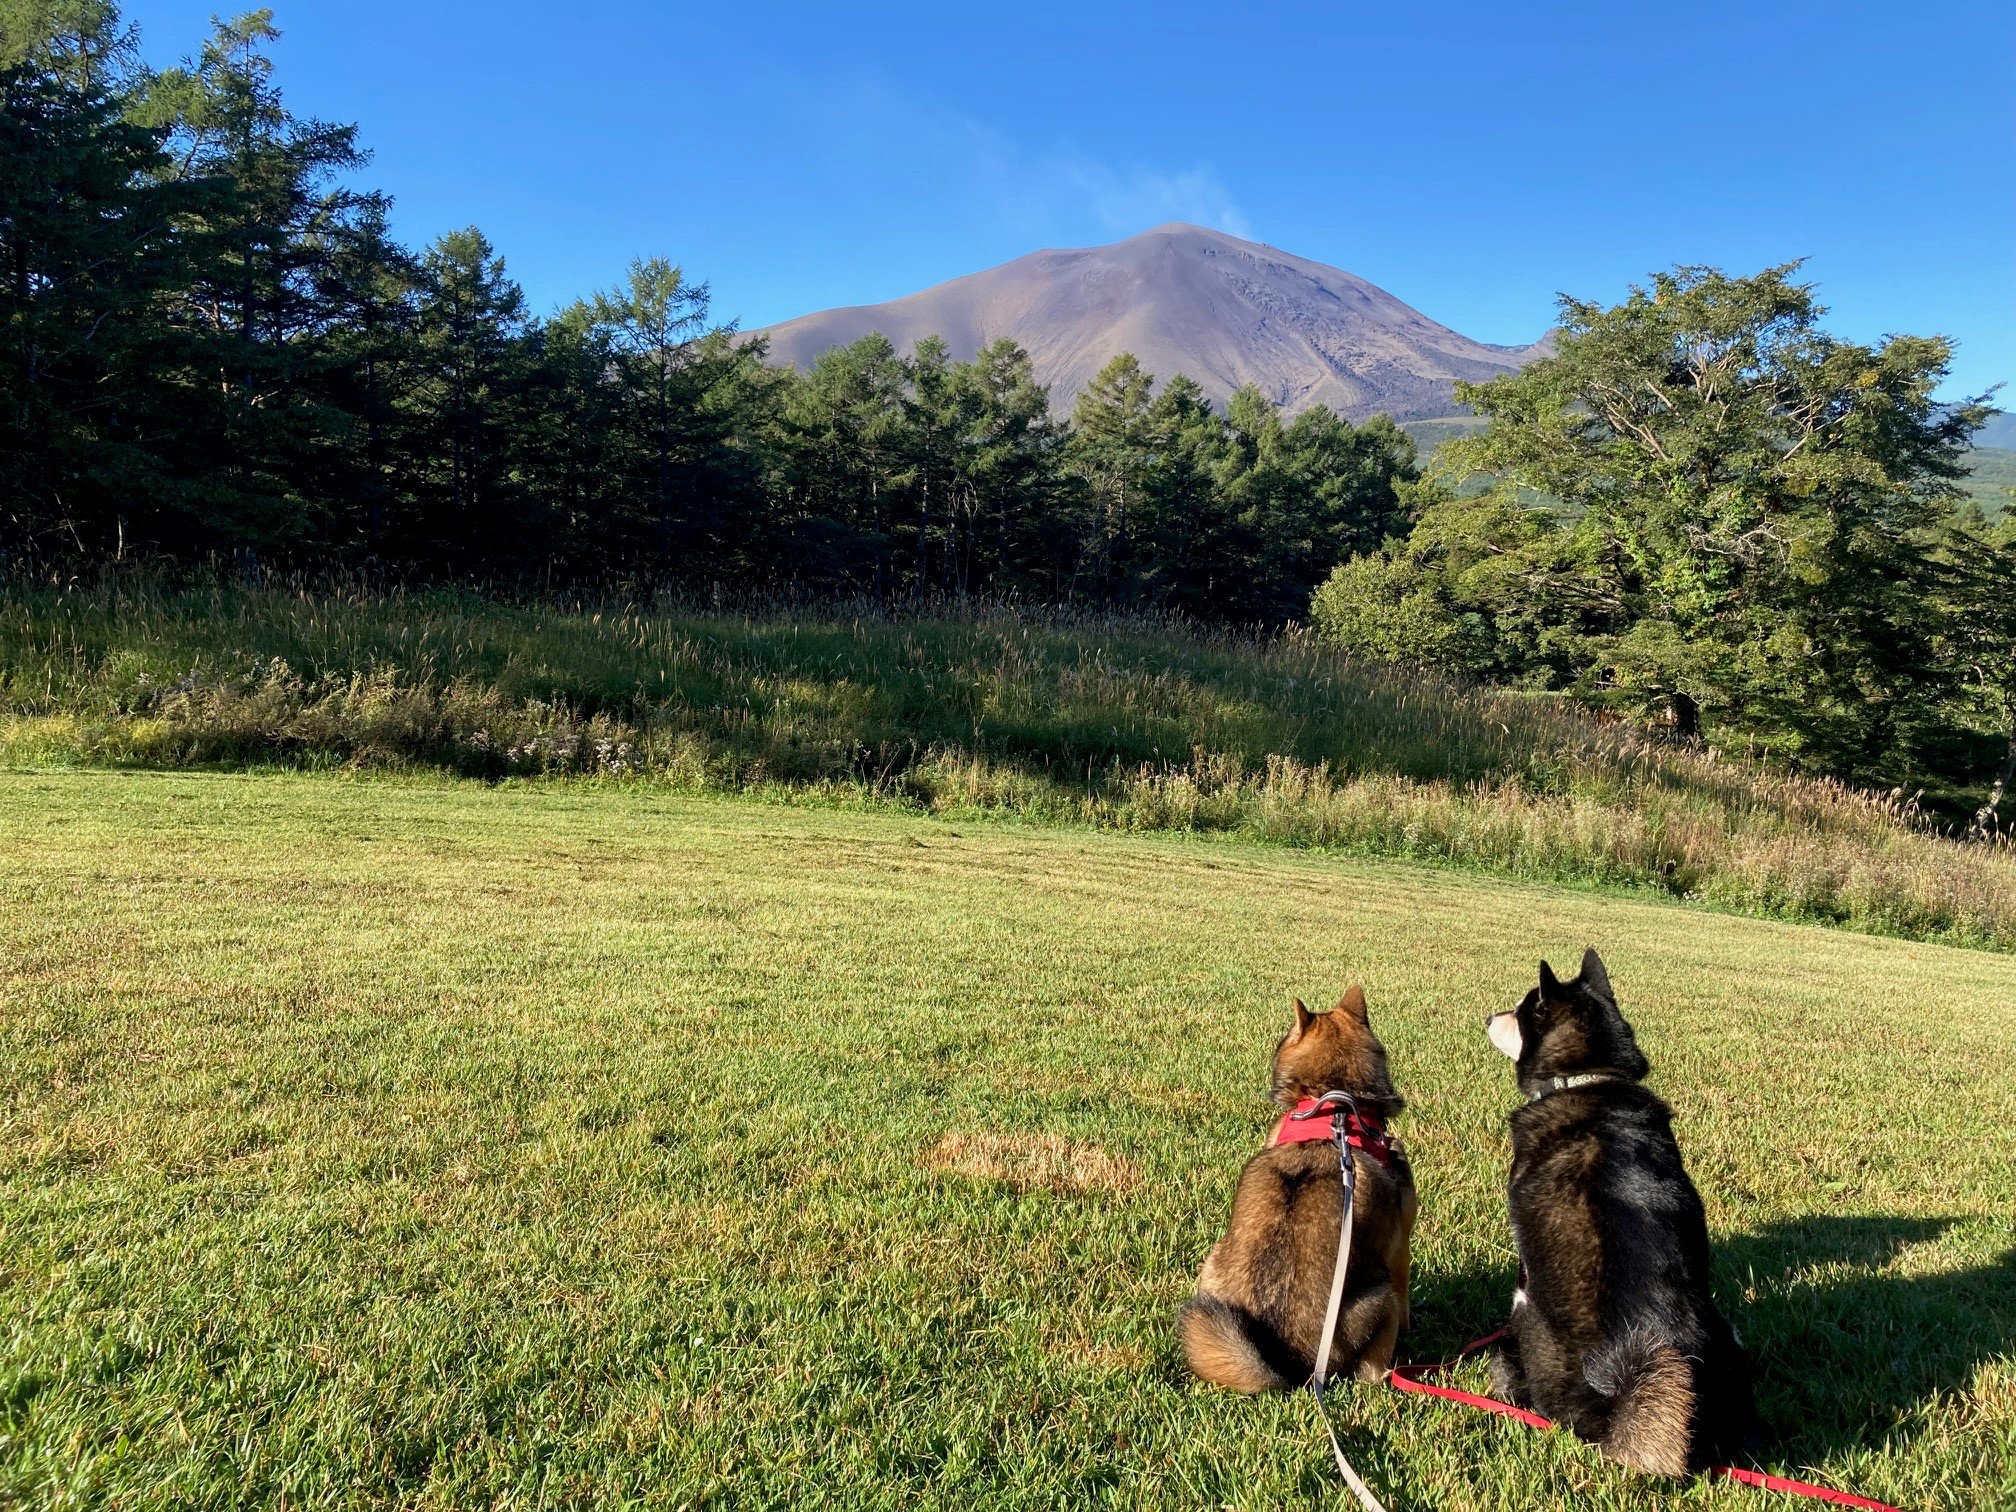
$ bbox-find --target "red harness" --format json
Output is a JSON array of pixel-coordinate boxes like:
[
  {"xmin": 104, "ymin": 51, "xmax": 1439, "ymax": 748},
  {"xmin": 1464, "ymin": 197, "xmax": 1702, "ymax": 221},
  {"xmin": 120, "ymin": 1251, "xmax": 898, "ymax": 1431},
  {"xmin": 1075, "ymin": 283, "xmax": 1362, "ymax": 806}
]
[{"xmin": 1271, "ymin": 1096, "xmax": 1395, "ymax": 1170}]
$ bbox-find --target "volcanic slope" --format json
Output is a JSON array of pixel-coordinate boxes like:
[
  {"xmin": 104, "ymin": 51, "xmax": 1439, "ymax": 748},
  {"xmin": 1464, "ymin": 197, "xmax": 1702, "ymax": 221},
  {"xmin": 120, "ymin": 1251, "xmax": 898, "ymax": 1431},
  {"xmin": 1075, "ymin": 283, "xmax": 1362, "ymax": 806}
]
[{"xmin": 752, "ymin": 223, "xmax": 1551, "ymax": 422}]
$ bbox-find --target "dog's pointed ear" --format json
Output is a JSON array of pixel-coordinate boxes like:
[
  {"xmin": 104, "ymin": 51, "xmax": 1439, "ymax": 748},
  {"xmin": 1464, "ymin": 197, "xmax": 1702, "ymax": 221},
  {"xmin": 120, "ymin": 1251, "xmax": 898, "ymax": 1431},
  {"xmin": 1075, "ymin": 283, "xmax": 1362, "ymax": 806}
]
[
  {"xmin": 1579, "ymin": 947, "xmax": 1613, "ymax": 1001},
  {"xmin": 1538, "ymin": 960, "xmax": 1561, "ymax": 996},
  {"xmin": 1289, "ymin": 998, "xmax": 1313, "ymax": 1041},
  {"xmin": 1335, "ymin": 984, "xmax": 1368, "ymax": 1022}
]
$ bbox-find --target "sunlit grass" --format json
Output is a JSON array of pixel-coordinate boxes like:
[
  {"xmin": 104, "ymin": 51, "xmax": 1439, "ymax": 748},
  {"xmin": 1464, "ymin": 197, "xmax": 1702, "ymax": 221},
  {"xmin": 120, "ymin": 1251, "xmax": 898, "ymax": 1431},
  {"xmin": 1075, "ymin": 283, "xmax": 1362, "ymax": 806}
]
[
  {"xmin": 3, "ymin": 581, "xmax": 2016, "ymax": 947},
  {"xmin": 0, "ymin": 772, "xmax": 2010, "ymax": 1509}
]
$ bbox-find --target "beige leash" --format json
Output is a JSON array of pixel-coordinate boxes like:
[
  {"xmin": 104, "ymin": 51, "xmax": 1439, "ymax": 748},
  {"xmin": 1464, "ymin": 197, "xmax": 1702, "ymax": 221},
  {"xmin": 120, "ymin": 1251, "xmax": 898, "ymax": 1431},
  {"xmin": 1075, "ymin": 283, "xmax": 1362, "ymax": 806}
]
[{"xmin": 1302, "ymin": 1091, "xmax": 1389, "ymax": 1512}]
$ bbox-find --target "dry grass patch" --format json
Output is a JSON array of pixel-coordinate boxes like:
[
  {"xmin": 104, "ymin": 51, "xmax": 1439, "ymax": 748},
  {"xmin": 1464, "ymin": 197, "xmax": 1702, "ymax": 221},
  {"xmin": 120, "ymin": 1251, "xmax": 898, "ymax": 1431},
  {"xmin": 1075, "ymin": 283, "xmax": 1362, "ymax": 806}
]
[
  {"xmin": 1047, "ymin": 1334, "xmax": 1155, "ymax": 1373},
  {"xmin": 924, "ymin": 1130, "xmax": 1141, "ymax": 1194}
]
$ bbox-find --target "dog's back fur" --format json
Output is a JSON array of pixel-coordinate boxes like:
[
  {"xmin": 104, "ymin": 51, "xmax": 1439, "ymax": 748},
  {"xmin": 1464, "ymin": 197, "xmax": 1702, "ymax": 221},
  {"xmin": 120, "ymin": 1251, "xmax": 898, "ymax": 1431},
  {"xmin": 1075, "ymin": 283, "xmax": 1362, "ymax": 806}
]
[
  {"xmin": 1179, "ymin": 986, "xmax": 1418, "ymax": 1390},
  {"xmin": 1485, "ymin": 950, "xmax": 1753, "ymax": 1474}
]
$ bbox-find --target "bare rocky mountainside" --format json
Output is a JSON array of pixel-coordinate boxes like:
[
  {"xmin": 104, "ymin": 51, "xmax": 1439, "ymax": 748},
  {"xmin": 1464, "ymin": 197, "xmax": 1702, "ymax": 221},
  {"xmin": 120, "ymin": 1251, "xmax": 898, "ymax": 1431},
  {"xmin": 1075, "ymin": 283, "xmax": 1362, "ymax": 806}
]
[{"xmin": 750, "ymin": 223, "xmax": 1552, "ymax": 422}]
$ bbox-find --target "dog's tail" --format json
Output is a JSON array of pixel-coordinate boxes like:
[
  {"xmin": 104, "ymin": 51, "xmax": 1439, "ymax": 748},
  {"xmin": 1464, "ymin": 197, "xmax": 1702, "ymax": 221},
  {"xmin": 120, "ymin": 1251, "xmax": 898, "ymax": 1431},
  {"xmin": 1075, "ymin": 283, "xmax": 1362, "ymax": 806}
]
[
  {"xmin": 1587, "ymin": 1328, "xmax": 1694, "ymax": 1476},
  {"xmin": 1178, "ymin": 1297, "xmax": 1288, "ymax": 1394}
]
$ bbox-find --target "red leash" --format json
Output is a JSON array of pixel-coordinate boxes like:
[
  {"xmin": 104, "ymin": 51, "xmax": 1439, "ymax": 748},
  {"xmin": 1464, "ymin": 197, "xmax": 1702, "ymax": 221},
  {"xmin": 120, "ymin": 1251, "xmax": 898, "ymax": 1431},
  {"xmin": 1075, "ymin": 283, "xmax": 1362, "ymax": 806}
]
[
  {"xmin": 1387, "ymin": 1329, "xmax": 1908, "ymax": 1511},
  {"xmin": 1388, "ymin": 1328, "xmax": 1552, "ymax": 1429}
]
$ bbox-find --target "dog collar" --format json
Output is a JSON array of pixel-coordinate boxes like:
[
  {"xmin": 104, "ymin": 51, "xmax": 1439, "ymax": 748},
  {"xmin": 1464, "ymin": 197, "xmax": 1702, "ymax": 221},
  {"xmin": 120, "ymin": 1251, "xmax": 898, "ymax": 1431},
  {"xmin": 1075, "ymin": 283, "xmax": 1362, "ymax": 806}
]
[
  {"xmin": 1527, "ymin": 1071, "xmax": 1625, "ymax": 1102},
  {"xmin": 1273, "ymin": 1095, "xmax": 1396, "ymax": 1169}
]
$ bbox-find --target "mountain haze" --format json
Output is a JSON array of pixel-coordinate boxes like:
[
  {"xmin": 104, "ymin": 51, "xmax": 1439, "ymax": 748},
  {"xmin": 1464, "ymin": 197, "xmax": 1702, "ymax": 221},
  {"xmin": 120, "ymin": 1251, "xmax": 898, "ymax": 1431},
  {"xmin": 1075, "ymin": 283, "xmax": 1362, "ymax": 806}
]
[
  {"xmin": 1974, "ymin": 410, "xmax": 2016, "ymax": 451},
  {"xmin": 751, "ymin": 224, "xmax": 1551, "ymax": 422}
]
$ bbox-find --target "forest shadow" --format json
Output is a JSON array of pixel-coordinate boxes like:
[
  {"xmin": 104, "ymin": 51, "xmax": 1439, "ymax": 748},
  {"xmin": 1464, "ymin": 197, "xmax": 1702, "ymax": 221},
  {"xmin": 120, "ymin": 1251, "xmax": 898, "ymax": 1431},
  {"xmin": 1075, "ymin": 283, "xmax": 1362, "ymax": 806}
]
[{"xmin": 1402, "ymin": 1214, "xmax": 2015, "ymax": 1464}]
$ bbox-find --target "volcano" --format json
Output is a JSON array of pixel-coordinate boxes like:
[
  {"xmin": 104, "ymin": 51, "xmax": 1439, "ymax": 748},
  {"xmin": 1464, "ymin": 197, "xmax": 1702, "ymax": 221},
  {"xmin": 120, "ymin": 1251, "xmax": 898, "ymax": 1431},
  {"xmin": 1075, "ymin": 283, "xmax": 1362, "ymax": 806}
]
[{"xmin": 750, "ymin": 223, "xmax": 1550, "ymax": 422}]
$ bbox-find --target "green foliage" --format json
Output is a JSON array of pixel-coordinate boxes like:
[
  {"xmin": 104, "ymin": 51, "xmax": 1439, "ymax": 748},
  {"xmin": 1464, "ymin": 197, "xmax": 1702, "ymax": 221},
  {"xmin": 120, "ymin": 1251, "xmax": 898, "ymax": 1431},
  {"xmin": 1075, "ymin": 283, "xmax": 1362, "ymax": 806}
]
[
  {"xmin": 576, "ymin": 258, "xmax": 714, "ymax": 574},
  {"xmin": 1064, "ymin": 357, "xmax": 1417, "ymax": 622},
  {"xmin": 1928, "ymin": 510, "xmax": 2016, "ymax": 837},
  {"xmin": 0, "ymin": 2, "xmax": 186, "ymax": 555},
  {"xmin": 1958, "ymin": 446, "xmax": 2016, "ymax": 514},
  {"xmin": 1311, "ymin": 485, "xmax": 1566, "ymax": 681},
  {"xmin": 1314, "ymin": 264, "xmax": 1996, "ymax": 794},
  {"xmin": 1308, "ymin": 549, "xmax": 1491, "ymax": 672},
  {"xmin": 400, "ymin": 227, "xmax": 533, "ymax": 566}
]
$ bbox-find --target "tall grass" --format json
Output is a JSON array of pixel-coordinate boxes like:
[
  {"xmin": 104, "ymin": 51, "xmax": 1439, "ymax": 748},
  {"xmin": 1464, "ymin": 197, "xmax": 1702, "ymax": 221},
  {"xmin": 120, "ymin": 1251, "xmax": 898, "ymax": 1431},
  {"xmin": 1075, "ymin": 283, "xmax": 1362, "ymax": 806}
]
[{"xmin": 4, "ymin": 578, "xmax": 2014, "ymax": 947}]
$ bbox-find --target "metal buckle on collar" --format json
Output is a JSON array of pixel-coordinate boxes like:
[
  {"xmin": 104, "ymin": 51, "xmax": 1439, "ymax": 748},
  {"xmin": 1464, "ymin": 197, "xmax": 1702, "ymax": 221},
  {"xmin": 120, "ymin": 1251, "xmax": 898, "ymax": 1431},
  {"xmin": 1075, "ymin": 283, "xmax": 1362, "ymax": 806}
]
[{"xmin": 1528, "ymin": 1071, "xmax": 1623, "ymax": 1102}]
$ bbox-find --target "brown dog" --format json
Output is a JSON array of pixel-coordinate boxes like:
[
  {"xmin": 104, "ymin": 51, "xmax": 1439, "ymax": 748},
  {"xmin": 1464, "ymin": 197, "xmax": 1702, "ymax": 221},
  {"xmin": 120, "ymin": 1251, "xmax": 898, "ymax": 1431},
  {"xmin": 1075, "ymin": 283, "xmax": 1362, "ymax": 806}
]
[{"xmin": 1180, "ymin": 987, "xmax": 1418, "ymax": 1391}]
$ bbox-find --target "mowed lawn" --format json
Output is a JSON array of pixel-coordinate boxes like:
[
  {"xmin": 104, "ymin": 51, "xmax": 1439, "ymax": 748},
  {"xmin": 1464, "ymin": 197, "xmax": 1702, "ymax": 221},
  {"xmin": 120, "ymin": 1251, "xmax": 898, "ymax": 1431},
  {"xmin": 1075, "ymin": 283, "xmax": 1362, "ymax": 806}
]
[{"xmin": 1, "ymin": 775, "xmax": 2011, "ymax": 1511}]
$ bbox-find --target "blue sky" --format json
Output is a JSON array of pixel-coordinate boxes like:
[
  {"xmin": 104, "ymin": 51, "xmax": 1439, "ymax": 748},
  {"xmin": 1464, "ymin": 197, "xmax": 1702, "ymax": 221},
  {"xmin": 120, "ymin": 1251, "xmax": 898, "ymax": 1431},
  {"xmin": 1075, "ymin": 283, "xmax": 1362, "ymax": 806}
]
[{"xmin": 122, "ymin": 0, "xmax": 2014, "ymax": 400}]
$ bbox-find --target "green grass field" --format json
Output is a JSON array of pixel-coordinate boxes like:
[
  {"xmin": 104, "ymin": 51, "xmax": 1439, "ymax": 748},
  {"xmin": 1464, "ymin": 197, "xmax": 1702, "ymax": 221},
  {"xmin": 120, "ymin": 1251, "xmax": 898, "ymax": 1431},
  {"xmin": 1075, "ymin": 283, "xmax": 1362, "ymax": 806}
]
[{"xmin": 2, "ymin": 772, "xmax": 2010, "ymax": 1509}]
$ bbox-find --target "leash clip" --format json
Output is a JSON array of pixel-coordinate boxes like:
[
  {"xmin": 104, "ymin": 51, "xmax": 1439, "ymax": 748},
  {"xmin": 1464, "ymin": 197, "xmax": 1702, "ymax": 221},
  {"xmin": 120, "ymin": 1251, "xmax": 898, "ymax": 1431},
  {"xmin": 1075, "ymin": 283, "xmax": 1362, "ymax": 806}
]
[{"xmin": 1293, "ymin": 1088, "xmax": 1360, "ymax": 1121}]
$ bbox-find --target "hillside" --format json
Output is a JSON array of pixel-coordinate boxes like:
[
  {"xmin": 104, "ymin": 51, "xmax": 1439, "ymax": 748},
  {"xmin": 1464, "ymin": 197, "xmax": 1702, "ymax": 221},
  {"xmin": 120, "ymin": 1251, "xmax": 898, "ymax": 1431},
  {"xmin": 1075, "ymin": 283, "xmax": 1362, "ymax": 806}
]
[
  {"xmin": 1961, "ymin": 446, "xmax": 2016, "ymax": 512},
  {"xmin": 6, "ymin": 583, "xmax": 2016, "ymax": 949},
  {"xmin": 1973, "ymin": 410, "xmax": 2016, "ymax": 450},
  {"xmin": 751, "ymin": 224, "xmax": 1550, "ymax": 422}
]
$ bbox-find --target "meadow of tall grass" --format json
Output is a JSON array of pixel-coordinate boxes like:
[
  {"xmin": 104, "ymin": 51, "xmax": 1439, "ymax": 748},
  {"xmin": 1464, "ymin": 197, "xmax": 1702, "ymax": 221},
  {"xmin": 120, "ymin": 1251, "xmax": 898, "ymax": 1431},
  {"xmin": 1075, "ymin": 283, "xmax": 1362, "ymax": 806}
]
[{"xmin": 4, "ymin": 579, "xmax": 2014, "ymax": 947}]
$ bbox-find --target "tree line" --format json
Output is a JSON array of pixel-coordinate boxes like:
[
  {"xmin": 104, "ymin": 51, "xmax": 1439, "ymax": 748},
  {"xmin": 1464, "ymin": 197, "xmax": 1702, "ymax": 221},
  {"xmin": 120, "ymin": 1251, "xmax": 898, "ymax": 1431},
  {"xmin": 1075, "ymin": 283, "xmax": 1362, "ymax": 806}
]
[{"xmin": 0, "ymin": 3, "xmax": 1417, "ymax": 624}]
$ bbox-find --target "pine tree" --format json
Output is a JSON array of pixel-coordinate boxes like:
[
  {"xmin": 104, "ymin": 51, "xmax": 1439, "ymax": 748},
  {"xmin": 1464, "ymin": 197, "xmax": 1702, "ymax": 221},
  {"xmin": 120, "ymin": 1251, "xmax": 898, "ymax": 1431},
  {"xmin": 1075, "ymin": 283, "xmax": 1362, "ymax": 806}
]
[
  {"xmin": 778, "ymin": 335, "xmax": 910, "ymax": 591},
  {"xmin": 315, "ymin": 199, "xmax": 420, "ymax": 560},
  {"xmin": 0, "ymin": 0, "xmax": 184, "ymax": 562},
  {"xmin": 136, "ymin": 11, "xmax": 383, "ymax": 551},
  {"xmin": 581, "ymin": 258, "xmax": 712, "ymax": 582},
  {"xmin": 404, "ymin": 227, "xmax": 531, "ymax": 571},
  {"xmin": 1066, "ymin": 353, "xmax": 1158, "ymax": 598}
]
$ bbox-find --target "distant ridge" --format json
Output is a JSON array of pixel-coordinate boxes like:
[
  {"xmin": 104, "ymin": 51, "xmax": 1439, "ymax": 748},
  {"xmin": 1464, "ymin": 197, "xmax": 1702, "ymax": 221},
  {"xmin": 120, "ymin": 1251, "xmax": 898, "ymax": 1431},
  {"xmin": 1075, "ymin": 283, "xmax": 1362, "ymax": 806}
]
[
  {"xmin": 1973, "ymin": 410, "xmax": 2016, "ymax": 450},
  {"xmin": 750, "ymin": 224, "xmax": 1551, "ymax": 423}
]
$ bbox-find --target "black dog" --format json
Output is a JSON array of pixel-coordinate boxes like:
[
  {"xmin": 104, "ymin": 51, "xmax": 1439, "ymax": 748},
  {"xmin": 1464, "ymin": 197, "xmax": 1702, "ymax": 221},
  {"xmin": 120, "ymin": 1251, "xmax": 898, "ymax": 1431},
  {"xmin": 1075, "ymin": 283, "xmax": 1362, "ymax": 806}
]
[{"xmin": 1483, "ymin": 948, "xmax": 1753, "ymax": 1475}]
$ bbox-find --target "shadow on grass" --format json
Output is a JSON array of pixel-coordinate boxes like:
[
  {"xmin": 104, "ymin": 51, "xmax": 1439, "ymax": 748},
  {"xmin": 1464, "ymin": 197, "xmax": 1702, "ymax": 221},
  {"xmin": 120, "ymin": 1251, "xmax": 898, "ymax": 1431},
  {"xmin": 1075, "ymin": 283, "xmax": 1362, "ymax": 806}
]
[
  {"xmin": 1723, "ymin": 1215, "xmax": 2014, "ymax": 1464},
  {"xmin": 1401, "ymin": 1214, "xmax": 2014, "ymax": 1466}
]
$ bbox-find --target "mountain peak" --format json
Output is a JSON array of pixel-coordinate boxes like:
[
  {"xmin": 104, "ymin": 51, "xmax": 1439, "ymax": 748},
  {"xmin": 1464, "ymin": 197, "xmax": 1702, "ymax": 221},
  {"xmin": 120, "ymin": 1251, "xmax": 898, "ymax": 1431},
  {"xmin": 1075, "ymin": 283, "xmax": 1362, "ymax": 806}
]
[
  {"xmin": 752, "ymin": 228, "xmax": 1548, "ymax": 421},
  {"xmin": 1131, "ymin": 221, "xmax": 1240, "ymax": 239}
]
